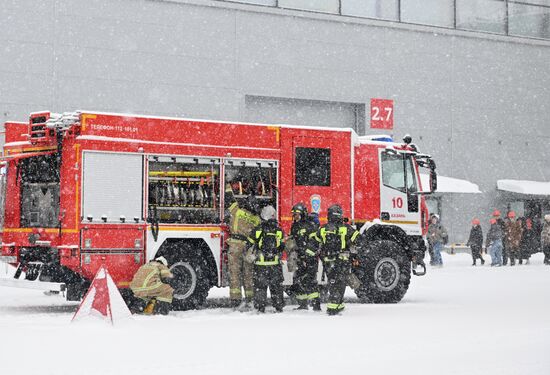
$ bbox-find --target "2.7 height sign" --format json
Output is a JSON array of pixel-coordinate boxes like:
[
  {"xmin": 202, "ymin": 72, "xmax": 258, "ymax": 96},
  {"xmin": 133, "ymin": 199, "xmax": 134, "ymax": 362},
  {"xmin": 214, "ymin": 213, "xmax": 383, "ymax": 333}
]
[{"xmin": 370, "ymin": 99, "xmax": 394, "ymax": 130}]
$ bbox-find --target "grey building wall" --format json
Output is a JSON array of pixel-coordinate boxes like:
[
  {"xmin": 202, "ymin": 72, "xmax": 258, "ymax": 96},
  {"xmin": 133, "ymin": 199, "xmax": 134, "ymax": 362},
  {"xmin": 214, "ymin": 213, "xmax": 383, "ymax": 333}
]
[{"xmin": 1, "ymin": 0, "xmax": 550, "ymax": 241}]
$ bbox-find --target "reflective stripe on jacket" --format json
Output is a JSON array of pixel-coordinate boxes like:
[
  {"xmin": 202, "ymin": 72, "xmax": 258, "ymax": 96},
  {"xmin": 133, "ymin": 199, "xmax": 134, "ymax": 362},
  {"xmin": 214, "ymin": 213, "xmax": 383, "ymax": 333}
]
[
  {"xmin": 130, "ymin": 261, "xmax": 173, "ymax": 293},
  {"xmin": 228, "ymin": 202, "xmax": 261, "ymax": 238}
]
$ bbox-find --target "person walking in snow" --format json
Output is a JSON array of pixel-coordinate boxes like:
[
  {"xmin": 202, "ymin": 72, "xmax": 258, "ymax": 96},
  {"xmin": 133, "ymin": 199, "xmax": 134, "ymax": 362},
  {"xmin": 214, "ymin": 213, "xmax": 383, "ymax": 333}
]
[
  {"xmin": 247, "ymin": 205, "xmax": 285, "ymax": 313},
  {"xmin": 541, "ymin": 214, "xmax": 550, "ymax": 265},
  {"xmin": 492, "ymin": 210, "xmax": 507, "ymax": 263},
  {"xmin": 467, "ymin": 218, "xmax": 484, "ymax": 266},
  {"xmin": 486, "ymin": 218, "xmax": 503, "ymax": 267},
  {"xmin": 428, "ymin": 214, "xmax": 447, "ymax": 267},
  {"xmin": 519, "ymin": 218, "xmax": 537, "ymax": 264},
  {"xmin": 504, "ymin": 211, "xmax": 523, "ymax": 266}
]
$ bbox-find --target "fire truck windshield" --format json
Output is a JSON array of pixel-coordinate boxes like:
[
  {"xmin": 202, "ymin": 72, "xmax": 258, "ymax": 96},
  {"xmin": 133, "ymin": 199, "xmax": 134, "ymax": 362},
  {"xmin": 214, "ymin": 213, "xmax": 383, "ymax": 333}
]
[
  {"xmin": 381, "ymin": 152, "xmax": 418, "ymax": 193},
  {"xmin": 19, "ymin": 154, "xmax": 60, "ymax": 228}
]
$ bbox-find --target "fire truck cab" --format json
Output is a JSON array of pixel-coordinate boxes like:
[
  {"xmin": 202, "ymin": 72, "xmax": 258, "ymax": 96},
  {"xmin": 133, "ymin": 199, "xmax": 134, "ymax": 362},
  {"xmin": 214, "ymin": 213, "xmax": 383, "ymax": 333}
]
[{"xmin": 0, "ymin": 111, "xmax": 436, "ymax": 308}]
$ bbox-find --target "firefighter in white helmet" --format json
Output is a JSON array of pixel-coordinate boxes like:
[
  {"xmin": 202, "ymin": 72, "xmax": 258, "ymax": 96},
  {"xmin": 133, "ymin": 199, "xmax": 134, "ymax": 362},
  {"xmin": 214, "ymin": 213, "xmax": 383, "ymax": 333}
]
[
  {"xmin": 129, "ymin": 256, "xmax": 174, "ymax": 315},
  {"xmin": 247, "ymin": 205, "xmax": 285, "ymax": 313}
]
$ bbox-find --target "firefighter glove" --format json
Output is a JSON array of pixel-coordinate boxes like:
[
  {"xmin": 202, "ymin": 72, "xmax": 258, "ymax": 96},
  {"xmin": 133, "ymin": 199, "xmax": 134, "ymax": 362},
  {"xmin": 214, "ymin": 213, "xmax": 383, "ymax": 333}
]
[{"xmin": 244, "ymin": 249, "xmax": 257, "ymax": 263}]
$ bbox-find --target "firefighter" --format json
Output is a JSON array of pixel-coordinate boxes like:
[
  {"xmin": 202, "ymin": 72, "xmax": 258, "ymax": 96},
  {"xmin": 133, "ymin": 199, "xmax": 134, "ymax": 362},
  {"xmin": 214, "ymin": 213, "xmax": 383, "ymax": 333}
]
[
  {"xmin": 129, "ymin": 256, "xmax": 174, "ymax": 315},
  {"xmin": 247, "ymin": 205, "xmax": 285, "ymax": 313},
  {"xmin": 225, "ymin": 184, "xmax": 261, "ymax": 308},
  {"xmin": 311, "ymin": 204, "xmax": 360, "ymax": 316},
  {"xmin": 288, "ymin": 202, "xmax": 321, "ymax": 311}
]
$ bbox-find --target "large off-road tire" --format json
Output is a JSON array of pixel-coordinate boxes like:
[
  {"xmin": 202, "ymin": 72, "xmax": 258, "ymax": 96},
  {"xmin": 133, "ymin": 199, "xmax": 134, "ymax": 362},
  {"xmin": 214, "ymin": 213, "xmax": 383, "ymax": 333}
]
[
  {"xmin": 355, "ymin": 240, "xmax": 411, "ymax": 303},
  {"xmin": 169, "ymin": 258, "xmax": 210, "ymax": 311}
]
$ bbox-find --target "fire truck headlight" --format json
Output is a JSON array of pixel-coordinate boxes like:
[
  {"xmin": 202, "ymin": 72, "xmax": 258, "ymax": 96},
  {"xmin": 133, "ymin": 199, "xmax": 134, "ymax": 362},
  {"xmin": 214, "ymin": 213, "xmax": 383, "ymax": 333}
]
[
  {"xmin": 84, "ymin": 238, "xmax": 92, "ymax": 248},
  {"xmin": 134, "ymin": 239, "xmax": 142, "ymax": 249},
  {"xmin": 134, "ymin": 253, "xmax": 141, "ymax": 264},
  {"xmin": 83, "ymin": 254, "xmax": 91, "ymax": 265}
]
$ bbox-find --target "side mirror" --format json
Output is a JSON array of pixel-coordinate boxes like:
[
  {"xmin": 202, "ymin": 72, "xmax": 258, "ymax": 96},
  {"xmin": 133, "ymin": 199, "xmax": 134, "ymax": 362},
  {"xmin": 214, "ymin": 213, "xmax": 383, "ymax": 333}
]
[
  {"xmin": 429, "ymin": 159, "xmax": 437, "ymax": 192},
  {"xmin": 430, "ymin": 171, "xmax": 437, "ymax": 192}
]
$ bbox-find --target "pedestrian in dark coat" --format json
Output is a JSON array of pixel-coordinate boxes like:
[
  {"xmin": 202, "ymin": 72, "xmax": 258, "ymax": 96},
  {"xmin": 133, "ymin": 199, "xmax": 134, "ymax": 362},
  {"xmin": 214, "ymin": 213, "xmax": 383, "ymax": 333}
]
[
  {"xmin": 486, "ymin": 218, "xmax": 503, "ymax": 267},
  {"xmin": 428, "ymin": 214, "xmax": 447, "ymax": 267},
  {"xmin": 467, "ymin": 218, "xmax": 484, "ymax": 266},
  {"xmin": 541, "ymin": 215, "xmax": 550, "ymax": 265},
  {"xmin": 492, "ymin": 210, "xmax": 507, "ymax": 264},
  {"xmin": 504, "ymin": 211, "xmax": 523, "ymax": 266},
  {"xmin": 519, "ymin": 218, "xmax": 537, "ymax": 264}
]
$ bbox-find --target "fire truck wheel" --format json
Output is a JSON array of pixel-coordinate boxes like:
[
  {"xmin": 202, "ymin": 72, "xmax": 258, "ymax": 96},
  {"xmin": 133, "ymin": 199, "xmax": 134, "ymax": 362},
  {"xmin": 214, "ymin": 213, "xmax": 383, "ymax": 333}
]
[
  {"xmin": 169, "ymin": 260, "xmax": 209, "ymax": 310},
  {"xmin": 355, "ymin": 240, "xmax": 411, "ymax": 304}
]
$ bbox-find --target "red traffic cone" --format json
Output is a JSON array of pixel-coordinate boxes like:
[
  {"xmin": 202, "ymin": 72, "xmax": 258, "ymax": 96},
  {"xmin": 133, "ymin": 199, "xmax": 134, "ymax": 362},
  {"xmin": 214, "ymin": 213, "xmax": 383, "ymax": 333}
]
[{"xmin": 72, "ymin": 265, "xmax": 132, "ymax": 324}]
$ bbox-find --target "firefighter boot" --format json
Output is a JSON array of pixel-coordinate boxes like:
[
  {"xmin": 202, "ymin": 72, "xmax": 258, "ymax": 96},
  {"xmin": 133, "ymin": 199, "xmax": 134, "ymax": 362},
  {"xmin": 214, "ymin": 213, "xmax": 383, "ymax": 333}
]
[
  {"xmin": 155, "ymin": 301, "xmax": 172, "ymax": 315},
  {"xmin": 295, "ymin": 298, "xmax": 308, "ymax": 310},
  {"xmin": 143, "ymin": 298, "xmax": 157, "ymax": 315},
  {"xmin": 312, "ymin": 299, "xmax": 322, "ymax": 312}
]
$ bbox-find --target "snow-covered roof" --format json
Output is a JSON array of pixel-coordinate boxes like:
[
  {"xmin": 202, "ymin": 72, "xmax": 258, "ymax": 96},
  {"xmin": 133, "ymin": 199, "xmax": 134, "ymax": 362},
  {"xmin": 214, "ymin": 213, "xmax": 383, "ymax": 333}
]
[
  {"xmin": 420, "ymin": 174, "xmax": 481, "ymax": 194},
  {"xmin": 497, "ymin": 179, "xmax": 550, "ymax": 196}
]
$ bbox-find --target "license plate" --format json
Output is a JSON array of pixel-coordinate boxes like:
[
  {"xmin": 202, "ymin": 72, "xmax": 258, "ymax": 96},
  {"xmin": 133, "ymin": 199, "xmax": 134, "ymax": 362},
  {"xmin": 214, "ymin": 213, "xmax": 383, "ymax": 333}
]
[{"xmin": 0, "ymin": 256, "xmax": 17, "ymax": 263}]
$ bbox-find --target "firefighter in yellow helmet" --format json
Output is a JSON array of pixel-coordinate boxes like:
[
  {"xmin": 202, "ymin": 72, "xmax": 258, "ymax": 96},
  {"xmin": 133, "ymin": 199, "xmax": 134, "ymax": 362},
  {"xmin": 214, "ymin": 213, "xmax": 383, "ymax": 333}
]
[
  {"xmin": 129, "ymin": 256, "xmax": 174, "ymax": 315},
  {"xmin": 225, "ymin": 184, "xmax": 261, "ymax": 308}
]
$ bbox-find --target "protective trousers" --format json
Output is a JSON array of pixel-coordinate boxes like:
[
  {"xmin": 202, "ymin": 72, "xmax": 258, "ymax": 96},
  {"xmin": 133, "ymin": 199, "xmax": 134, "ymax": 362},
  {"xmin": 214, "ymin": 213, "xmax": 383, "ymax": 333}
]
[
  {"xmin": 133, "ymin": 284, "xmax": 174, "ymax": 303},
  {"xmin": 543, "ymin": 245, "xmax": 550, "ymax": 265},
  {"xmin": 508, "ymin": 246, "xmax": 520, "ymax": 265},
  {"xmin": 228, "ymin": 239, "xmax": 254, "ymax": 302},
  {"xmin": 325, "ymin": 259, "xmax": 348, "ymax": 314},
  {"xmin": 294, "ymin": 258, "xmax": 320, "ymax": 307},
  {"xmin": 470, "ymin": 245, "xmax": 484, "ymax": 265},
  {"xmin": 253, "ymin": 264, "xmax": 284, "ymax": 311}
]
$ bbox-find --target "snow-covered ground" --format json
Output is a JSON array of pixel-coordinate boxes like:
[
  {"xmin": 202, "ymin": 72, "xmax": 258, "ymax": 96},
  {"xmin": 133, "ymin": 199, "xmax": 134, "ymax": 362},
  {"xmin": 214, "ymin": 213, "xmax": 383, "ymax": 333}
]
[{"xmin": 1, "ymin": 253, "xmax": 549, "ymax": 375}]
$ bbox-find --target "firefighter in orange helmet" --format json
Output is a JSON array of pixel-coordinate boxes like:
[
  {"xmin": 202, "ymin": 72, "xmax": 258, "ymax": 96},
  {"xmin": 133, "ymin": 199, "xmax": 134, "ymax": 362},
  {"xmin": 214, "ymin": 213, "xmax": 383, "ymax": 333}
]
[
  {"xmin": 225, "ymin": 184, "xmax": 261, "ymax": 308},
  {"xmin": 504, "ymin": 211, "xmax": 523, "ymax": 266},
  {"xmin": 129, "ymin": 256, "xmax": 174, "ymax": 315}
]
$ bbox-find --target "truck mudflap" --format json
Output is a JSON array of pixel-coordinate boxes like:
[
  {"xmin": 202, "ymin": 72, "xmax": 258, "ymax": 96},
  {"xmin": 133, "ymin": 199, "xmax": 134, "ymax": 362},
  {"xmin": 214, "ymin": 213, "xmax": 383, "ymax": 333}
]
[{"xmin": 412, "ymin": 261, "xmax": 426, "ymax": 276}]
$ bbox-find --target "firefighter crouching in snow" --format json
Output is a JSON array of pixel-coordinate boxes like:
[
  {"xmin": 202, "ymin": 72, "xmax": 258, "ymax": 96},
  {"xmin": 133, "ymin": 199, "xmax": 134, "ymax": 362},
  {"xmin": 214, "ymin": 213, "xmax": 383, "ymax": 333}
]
[
  {"xmin": 287, "ymin": 203, "xmax": 321, "ymax": 311},
  {"xmin": 129, "ymin": 256, "xmax": 174, "ymax": 315},
  {"xmin": 311, "ymin": 204, "xmax": 360, "ymax": 316},
  {"xmin": 225, "ymin": 184, "xmax": 261, "ymax": 308},
  {"xmin": 247, "ymin": 205, "xmax": 285, "ymax": 313}
]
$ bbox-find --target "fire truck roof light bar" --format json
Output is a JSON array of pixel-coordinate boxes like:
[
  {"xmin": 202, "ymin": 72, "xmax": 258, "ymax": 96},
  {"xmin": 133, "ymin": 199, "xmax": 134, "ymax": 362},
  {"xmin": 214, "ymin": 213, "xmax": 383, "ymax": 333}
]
[{"xmin": 45, "ymin": 112, "xmax": 80, "ymax": 131}]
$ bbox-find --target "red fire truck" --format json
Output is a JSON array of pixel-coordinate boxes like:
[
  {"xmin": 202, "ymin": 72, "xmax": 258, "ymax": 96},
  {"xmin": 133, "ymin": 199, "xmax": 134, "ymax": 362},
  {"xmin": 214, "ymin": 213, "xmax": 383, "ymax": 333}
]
[{"xmin": 0, "ymin": 111, "xmax": 436, "ymax": 308}]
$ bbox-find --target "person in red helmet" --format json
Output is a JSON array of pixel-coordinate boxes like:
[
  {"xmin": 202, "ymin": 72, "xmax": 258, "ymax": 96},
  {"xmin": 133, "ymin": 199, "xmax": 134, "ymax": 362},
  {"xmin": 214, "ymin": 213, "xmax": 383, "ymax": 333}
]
[
  {"xmin": 486, "ymin": 218, "xmax": 503, "ymax": 266},
  {"xmin": 504, "ymin": 211, "xmax": 523, "ymax": 266},
  {"xmin": 467, "ymin": 218, "xmax": 484, "ymax": 266},
  {"xmin": 519, "ymin": 218, "xmax": 537, "ymax": 265},
  {"xmin": 492, "ymin": 210, "xmax": 507, "ymax": 263},
  {"xmin": 541, "ymin": 215, "xmax": 550, "ymax": 265}
]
